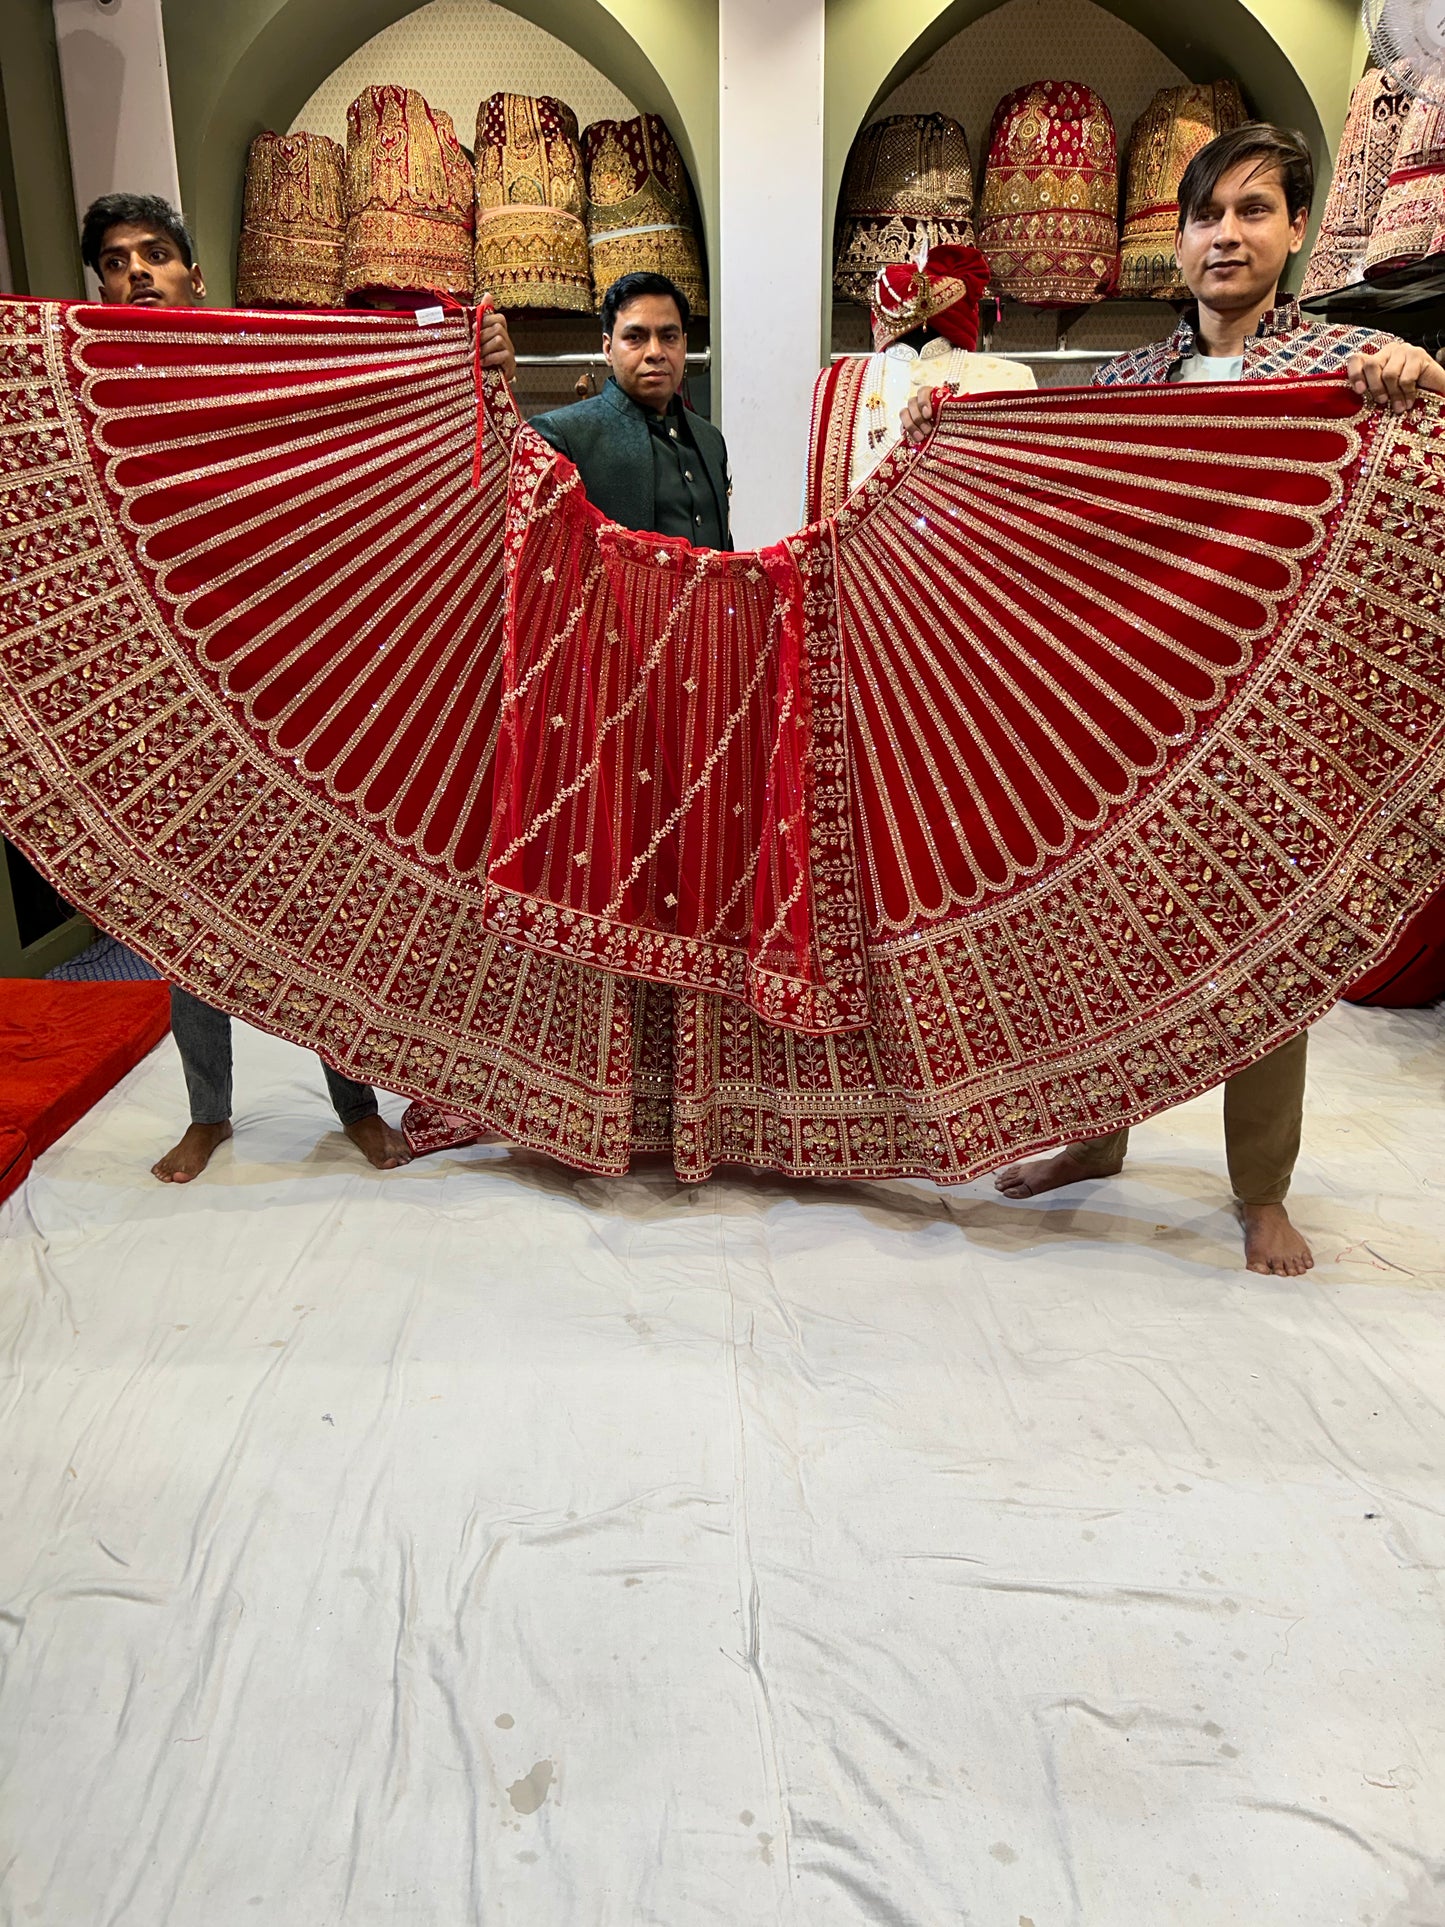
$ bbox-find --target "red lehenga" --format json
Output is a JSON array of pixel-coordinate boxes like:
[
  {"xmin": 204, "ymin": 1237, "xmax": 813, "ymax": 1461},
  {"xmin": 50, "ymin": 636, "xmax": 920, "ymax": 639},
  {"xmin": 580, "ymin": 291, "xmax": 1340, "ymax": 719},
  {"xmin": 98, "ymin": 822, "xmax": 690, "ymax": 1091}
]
[{"xmin": 1, "ymin": 295, "xmax": 1443, "ymax": 1180}]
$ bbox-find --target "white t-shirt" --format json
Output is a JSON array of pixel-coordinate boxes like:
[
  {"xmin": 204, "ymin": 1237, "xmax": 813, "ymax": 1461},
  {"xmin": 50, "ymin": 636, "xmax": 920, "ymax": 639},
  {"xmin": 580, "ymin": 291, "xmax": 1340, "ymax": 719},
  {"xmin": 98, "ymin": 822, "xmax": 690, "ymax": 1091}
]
[{"xmin": 1171, "ymin": 351, "xmax": 1245, "ymax": 383}]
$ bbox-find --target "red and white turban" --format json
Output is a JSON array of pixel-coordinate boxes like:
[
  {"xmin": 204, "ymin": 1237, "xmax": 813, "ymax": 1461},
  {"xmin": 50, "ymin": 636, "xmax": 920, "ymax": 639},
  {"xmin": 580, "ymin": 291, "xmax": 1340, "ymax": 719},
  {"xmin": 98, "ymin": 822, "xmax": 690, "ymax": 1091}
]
[{"xmin": 870, "ymin": 241, "xmax": 991, "ymax": 351}]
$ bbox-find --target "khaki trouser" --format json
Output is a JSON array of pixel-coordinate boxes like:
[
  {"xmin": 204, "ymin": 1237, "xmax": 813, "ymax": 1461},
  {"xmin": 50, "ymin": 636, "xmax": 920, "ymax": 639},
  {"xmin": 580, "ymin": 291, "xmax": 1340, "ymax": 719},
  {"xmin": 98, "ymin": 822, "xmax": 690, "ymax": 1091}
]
[{"xmin": 1071, "ymin": 1032, "xmax": 1308, "ymax": 1205}]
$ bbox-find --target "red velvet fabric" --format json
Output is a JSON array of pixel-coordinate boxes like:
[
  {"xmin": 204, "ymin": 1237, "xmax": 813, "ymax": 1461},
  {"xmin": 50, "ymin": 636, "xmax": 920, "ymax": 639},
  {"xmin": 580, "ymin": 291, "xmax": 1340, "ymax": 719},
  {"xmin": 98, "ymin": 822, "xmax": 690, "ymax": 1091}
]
[
  {"xmin": 487, "ymin": 449, "xmax": 865, "ymax": 1031},
  {"xmin": 1, "ymin": 296, "xmax": 1443, "ymax": 1183},
  {"xmin": 0, "ymin": 979, "xmax": 171, "ymax": 1199}
]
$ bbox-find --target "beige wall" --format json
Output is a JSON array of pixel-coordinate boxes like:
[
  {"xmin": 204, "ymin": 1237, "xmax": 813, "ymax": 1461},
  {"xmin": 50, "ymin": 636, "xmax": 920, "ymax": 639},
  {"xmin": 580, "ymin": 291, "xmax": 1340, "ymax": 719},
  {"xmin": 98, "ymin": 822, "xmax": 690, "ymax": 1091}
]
[
  {"xmin": 162, "ymin": 0, "xmax": 718, "ymax": 308},
  {"xmin": 291, "ymin": 0, "xmax": 637, "ymax": 150},
  {"xmin": 0, "ymin": 1, "xmax": 81, "ymax": 297},
  {"xmin": 53, "ymin": 0, "xmax": 182, "ymax": 294}
]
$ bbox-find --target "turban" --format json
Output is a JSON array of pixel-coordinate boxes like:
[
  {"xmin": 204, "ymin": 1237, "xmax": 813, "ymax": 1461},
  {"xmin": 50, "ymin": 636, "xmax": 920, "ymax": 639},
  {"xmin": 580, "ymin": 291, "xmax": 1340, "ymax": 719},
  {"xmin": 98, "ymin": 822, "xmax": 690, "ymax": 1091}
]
[{"xmin": 870, "ymin": 243, "xmax": 991, "ymax": 351}]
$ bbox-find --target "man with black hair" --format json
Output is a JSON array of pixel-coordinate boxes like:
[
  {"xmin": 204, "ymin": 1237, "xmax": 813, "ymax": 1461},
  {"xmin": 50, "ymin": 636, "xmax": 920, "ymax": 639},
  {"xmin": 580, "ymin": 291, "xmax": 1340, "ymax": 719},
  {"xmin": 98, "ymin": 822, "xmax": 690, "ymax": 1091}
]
[
  {"xmin": 903, "ymin": 123, "xmax": 1445, "ymax": 1277},
  {"xmin": 1090, "ymin": 123, "xmax": 1445, "ymax": 401},
  {"xmin": 81, "ymin": 192, "xmax": 205, "ymax": 307},
  {"xmin": 79, "ymin": 192, "xmax": 414, "ymax": 1183},
  {"xmin": 529, "ymin": 270, "xmax": 731, "ymax": 548}
]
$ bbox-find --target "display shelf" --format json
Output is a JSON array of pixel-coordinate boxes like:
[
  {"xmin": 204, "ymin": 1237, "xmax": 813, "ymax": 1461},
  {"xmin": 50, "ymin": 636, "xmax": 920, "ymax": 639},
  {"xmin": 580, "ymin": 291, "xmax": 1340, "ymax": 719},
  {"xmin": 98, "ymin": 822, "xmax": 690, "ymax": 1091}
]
[
  {"xmin": 507, "ymin": 314, "xmax": 713, "ymax": 419},
  {"xmin": 830, "ymin": 344, "xmax": 1118, "ymax": 391},
  {"xmin": 1302, "ymin": 255, "xmax": 1445, "ymax": 316},
  {"xmin": 830, "ymin": 293, "xmax": 1174, "ymax": 360}
]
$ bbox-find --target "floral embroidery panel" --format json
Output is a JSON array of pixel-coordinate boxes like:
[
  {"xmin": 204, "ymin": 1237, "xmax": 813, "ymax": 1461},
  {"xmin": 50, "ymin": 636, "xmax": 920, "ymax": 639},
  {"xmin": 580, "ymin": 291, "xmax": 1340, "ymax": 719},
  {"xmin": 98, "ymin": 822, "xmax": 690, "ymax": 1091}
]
[{"xmin": 1, "ymin": 297, "xmax": 1443, "ymax": 1181}]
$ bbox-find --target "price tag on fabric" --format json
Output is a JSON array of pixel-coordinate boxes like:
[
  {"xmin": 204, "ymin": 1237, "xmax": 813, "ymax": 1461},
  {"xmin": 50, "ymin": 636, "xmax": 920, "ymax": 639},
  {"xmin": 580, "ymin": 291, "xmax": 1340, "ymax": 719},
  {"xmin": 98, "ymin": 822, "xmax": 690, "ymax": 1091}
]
[{"xmin": 414, "ymin": 306, "xmax": 445, "ymax": 328}]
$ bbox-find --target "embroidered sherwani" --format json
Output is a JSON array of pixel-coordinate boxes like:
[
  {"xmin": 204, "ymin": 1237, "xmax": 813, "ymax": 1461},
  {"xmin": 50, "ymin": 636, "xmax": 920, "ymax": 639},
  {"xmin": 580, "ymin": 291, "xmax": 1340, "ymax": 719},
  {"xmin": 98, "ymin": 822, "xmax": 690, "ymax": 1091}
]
[
  {"xmin": 845, "ymin": 340, "xmax": 1035, "ymax": 501},
  {"xmin": 804, "ymin": 338, "xmax": 1034, "ymax": 522}
]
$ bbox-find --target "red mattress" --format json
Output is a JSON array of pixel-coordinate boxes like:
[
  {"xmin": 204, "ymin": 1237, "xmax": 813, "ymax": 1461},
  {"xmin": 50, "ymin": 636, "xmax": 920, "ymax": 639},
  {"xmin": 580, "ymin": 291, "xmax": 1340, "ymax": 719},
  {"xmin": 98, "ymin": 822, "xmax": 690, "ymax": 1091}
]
[{"xmin": 0, "ymin": 978, "xmax": 171, "ymax": 1204}]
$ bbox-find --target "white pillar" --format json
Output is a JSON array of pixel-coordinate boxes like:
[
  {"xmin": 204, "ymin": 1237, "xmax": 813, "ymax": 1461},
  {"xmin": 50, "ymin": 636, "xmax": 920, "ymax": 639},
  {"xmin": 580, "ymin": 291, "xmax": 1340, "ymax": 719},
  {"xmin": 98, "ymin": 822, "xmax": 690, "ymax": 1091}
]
[
  {"xmin": 717, "ymin": 0, "xmax": 826, "ymax": 549},
  {"xmin": 51, "ymin": 0, "xmax": 182, "ymax": 293}
]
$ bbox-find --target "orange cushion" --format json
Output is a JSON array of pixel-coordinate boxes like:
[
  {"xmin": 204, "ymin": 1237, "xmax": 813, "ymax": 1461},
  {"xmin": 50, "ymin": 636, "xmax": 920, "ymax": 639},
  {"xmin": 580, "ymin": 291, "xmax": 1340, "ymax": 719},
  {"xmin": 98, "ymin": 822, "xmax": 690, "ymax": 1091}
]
[{"xmin": 0, "ymin": 979, "xmax": 172, "ymax": 1199}]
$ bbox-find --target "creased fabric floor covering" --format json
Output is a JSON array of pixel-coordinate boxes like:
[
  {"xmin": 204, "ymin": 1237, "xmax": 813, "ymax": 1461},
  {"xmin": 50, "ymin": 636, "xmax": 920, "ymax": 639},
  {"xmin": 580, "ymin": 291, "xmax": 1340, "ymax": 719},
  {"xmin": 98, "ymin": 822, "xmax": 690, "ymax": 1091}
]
[{"xmin": 1, "ymin": 1002, "xmax": 1443, "ymax": 1926}]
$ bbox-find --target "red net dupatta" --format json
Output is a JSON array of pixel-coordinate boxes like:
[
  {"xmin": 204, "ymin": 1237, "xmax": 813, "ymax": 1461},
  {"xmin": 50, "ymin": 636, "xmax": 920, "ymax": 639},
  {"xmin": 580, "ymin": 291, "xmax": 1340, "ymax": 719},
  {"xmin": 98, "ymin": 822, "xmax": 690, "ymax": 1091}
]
[
  {"xmin": 486, "ymin": 433, "xmax": 867, "ymax": 1033},
  {"xmin": 804, "ymin": 356, "xmax": 871, "ymax": 525},
  {"xmin": 2, "ymin": 293, "xmax": 1444, "ymax": 1183}
]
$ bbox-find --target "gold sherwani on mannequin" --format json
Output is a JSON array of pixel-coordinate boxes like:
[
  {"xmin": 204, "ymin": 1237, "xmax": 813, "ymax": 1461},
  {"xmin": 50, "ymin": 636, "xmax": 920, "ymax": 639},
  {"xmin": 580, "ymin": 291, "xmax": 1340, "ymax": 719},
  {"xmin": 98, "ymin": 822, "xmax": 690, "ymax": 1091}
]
[
  {"xmin": 806, "ymin": 238, "xmax": 1034, "ymax": 521},
  {"xmin": 850, "ymin": 337, "xmax": 1035, "ymax": 493}
]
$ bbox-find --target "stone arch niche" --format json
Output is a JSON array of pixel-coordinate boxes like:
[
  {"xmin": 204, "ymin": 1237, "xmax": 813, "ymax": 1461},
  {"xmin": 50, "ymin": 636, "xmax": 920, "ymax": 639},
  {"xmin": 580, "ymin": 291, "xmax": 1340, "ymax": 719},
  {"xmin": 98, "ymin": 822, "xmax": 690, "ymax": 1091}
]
[
  {"xmin": 824, "ymin": 0, "xmax": 1361, "ymax": 325},
  {"xmin": 162, "ymin": 0, "xmax": 718, "ymax": 306}
]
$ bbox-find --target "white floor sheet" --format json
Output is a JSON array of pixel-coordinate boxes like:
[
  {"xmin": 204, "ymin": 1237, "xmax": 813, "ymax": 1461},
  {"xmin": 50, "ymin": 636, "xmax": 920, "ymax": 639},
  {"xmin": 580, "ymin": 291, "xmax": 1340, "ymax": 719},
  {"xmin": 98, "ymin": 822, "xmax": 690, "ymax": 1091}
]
[{"xmin": 1, "ymin": 1003, "xmax": 1443, "ymax": 1926}]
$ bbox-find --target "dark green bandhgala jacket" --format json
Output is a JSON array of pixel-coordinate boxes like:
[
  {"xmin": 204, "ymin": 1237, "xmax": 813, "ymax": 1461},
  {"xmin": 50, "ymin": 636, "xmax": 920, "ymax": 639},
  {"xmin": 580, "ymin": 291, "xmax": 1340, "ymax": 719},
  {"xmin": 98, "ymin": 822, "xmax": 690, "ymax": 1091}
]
[{"xmin": 530, "ymin": 378, "xmax": 732, "ymax": 550}]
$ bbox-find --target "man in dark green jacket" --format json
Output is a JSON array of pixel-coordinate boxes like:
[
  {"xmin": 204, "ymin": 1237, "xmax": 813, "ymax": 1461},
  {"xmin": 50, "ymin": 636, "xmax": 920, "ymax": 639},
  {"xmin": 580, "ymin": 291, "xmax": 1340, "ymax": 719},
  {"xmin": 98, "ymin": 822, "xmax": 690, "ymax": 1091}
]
[{"xmin": 530, "ymin": 271, "xmax": 731, "ymax": 549}]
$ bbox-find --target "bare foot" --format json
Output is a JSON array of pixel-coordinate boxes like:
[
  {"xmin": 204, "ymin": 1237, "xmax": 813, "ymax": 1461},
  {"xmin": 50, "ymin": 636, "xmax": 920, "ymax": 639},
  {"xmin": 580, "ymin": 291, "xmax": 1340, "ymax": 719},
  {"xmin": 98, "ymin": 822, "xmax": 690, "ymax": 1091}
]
[
  {"xmin": 152, "ymin": 1120, "xmax": 233, "ymax": 1183},
  {"xmin": 1240, "ymin": 1201, "xmax": 1313, "ymax": 1277},
  {"xmin": 343, "ymin": 1115, "xmax": 412, "ymax": 1170},
  {"xmin": 994, "ymin": 1147, "xmax": 1123, "ymax": 1199}
]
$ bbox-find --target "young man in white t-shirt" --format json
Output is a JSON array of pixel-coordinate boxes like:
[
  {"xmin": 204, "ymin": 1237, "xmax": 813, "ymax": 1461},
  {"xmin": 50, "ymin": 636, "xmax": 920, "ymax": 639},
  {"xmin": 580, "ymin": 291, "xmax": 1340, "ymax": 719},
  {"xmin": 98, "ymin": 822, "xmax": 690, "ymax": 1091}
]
[{"xmin": 902, "ymin": 123, "xmax": 1445, "ymax": 1275}]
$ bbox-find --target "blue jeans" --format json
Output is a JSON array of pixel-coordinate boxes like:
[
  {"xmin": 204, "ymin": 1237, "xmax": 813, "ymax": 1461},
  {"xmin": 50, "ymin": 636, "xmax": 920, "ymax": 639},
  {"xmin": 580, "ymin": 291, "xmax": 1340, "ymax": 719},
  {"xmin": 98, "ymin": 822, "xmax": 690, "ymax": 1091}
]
[{"xmin": 169, "ymin": 987, "xmax": 377, "ymax": 1128}]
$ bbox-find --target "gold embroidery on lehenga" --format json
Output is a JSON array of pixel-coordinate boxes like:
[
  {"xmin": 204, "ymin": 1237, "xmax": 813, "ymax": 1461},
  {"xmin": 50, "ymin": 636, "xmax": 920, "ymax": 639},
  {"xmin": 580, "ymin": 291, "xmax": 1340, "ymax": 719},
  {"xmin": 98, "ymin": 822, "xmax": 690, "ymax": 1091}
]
[{"xmin": 0, "ymin": 297, "xmax": 1443, "ymax": 1182}]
